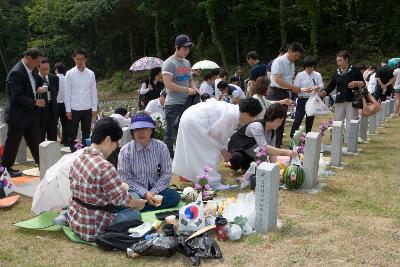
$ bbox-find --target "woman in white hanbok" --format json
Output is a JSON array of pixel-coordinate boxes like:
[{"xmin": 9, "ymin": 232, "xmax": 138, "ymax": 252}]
[{"xmin": 172, "ymin": 98, "xmax": 262, "ymax": 188}]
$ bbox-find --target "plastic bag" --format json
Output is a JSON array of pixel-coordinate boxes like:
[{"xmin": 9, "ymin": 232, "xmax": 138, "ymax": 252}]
[
  {"xmin": 305, "ymin": 94, "xmax": 330, "ymax": 116},
  {"xmin": 176, "ymin": 233, "xmax": 223, "ymax": 266},
  {"xmin": 128, "ymin": 236, "xmax": 177, "ymax": 258},
  {"xmin": 222, "ymin": 192, "xmax": 255, "ymax": 229},
  {"xmin": 179, "ymin": 193, "xmax": 205, "ymax": 233},
  {"xmin": 227, "ymin": 224, "xmax": 242, "ymax": 241}
]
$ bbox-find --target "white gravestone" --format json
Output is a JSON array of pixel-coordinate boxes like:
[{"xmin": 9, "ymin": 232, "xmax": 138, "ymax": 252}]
[
  {"xmin": 39, "ymin": 141, "xmax": 61, "ymax": 179},
  {"xmin": 15, "ymin": 137, "xmax": 27, "ymax": 163},
  {"xmin": 368, "ymin": 112, "xmax": 377, "ymax": 135},
  {"xmin": 330, "ymin": 121, "xmax": 344, "ymax": 167},
  {"xmin": 255, "ymin": 162, "xmax": 280, "ymax": 234},
  {"xmin": 380, "ymin": 102, "xmax": 386, "ymax": 123},
  {"xmin": 376, "ymin": 107, "xmax": 382, "ymax": 128},
  {"xmin": 302, "ymin": 132, "xmax": 321, "ymax": 189},
  {"xmin": 347, "ymin": 120, "xmax": 359, "ymax": 154},
  {"xmin": 359, "ymin": 116, "xmax": 368, "ymax": 142},
  {"xmin": 120, "ymin": 127, "xmax": 132, "ymax": 147},
  {"xmin": 385, "ymin": 100, "xmax": 390, "ymax": 118}
]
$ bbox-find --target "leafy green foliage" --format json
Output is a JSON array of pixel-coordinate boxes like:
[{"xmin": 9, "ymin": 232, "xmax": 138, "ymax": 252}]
[{"xmin": 1, "ymin": 0, "xmax": 400, "ymax": 91}]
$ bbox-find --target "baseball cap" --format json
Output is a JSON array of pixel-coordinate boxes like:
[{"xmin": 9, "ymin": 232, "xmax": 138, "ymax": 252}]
[
  {"xmin": 129, "ymin": 114, "xmax": 155, "ymax": 130},
  {"xmin": 175, "ymin": 34, "xmax": 193, "ymax": 47}
]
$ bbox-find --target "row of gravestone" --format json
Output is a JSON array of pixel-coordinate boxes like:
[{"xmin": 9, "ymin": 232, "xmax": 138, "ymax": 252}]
[{"xmin": 254, "ymin": 98, "xmax": 396, "ymax": 234}]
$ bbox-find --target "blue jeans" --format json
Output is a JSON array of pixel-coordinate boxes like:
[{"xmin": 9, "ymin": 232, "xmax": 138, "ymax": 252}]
[
  {"xmin": 290, "ymin": 97, "xmax": 315, "ymax": 138},
  {"xmin": 129, "ymin": 188, "xmax": 181, "ymax": 212},
  {"xmin": 164, "ymin": 104, "xmax": 184, "ymax": 158},
  {"xmin": 112, "ymin": 208, "xmax": 142, "ymax": 224}
]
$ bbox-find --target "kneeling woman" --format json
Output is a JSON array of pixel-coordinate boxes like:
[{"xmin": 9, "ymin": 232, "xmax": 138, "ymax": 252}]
[
  {"xmin": 68, "ymin": 118, "xmax": 146, "ymax": 242},
  {"xmin": 228, "ymin": 103, "xmax": 296, "ymax": 171},
  {"xmin": 118, "ymin": 114, "xmax": 181, "ymax": 211}
]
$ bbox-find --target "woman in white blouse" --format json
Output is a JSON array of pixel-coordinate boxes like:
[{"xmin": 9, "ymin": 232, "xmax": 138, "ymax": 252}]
[
  {"xmin": 138, "ymin": 67, "xmax": 164, "ymax": 110},
  {"xmin": 289, "ymin": 56, "xmax": 323, "ymax": 137}
]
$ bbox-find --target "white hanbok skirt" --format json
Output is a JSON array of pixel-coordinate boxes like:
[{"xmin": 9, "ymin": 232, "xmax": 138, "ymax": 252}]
[{"xmin": 173, "ymin": 99, "xmax": 239, "ymax": 185}]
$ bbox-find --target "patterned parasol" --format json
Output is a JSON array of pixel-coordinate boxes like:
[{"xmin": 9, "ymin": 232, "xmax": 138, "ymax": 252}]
[{"xmin": 129, "ymin": 57, "xmax": 164, "ymax": 71}]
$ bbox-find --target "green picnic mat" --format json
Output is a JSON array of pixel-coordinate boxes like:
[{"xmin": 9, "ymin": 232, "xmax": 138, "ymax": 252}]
[
  {"xmin": 141, "ymin": 201, "xmax": 185, "ymax": 223},
  {"xmin": 13, "ymin": 211, "xmax": 62, "ymax": 231},
  {"xmin": 62, "ymin": 226, "xmax": 96, "ymax": 246},
  {"xmin": 14, "ymin": 212, "xmax": 95, "ymax": 245},
  {"xmin": 14, "ymin": 202, "xmax": 186, "ymax": 244}
]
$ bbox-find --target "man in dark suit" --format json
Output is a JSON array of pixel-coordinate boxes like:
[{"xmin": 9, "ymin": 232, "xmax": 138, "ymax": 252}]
[
  {"xmin": 38, "ymin": 58, "xmax": 59, "ymax": 141},
  {"xmin": 2, "ymin": 48, "xmax": 46, "ymax": 177}
]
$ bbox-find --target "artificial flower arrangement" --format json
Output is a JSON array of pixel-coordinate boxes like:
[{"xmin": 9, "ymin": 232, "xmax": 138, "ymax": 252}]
[{"xmin": 195, "ymin": 166, "xmax": 213, "ymax": 198}]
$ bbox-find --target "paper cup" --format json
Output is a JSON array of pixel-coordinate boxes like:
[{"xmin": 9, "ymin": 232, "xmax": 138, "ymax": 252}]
[{"xmin": 154, "ymin": 195, "xmax": 163, "ymax": 206}]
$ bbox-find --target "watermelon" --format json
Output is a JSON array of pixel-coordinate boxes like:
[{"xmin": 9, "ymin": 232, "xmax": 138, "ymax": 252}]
[{"xmin": 283, "ymin": 164, "xmax": 304, "ymax": 189}]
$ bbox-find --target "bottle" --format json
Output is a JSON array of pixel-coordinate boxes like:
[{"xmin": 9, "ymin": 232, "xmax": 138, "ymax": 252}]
[{"xmin": 215, "ymin": 216, "xmax": 228, "ymax": 241}]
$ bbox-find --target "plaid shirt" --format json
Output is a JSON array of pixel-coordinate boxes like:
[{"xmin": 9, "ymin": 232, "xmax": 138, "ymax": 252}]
[{"xmin": 67, "ymin": 147, "xmax": 132, "ymax": 241}]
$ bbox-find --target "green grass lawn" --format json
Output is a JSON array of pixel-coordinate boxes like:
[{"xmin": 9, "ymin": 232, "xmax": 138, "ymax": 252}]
[{"xmin": 1, "ymin": 116, "xmax": 400, "ymax": 266}]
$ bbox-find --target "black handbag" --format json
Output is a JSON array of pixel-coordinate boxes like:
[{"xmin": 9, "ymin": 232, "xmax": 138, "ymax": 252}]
[{"xmin": 352, "ymin": 89, "xmax": 363, "ymax": 109}]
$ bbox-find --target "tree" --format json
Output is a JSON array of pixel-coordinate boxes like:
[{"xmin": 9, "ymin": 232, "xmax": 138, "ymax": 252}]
[{"xmin": 205, "ymin": 0, "xmax": 228, "ymax": 70}]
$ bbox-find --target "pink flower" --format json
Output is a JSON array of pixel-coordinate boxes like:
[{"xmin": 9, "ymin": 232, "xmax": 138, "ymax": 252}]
[
  {"xmin": 203, "ymin": 165, "xmax": 213, "ymax": 172},
  {"xmin": 256, "ymin": 160, "xmax": 262, "ymax": 166},
  {"xmin": 194, "ymin": 183, "xmax": 202, "ymax": 190},
  {"xmin": 256, "ymin": 152, "xmax": 263, "ymax": 158},
  {"xmin": 204, "ymin": 184, "xmax": 211, "ymax": 191},
  {"xmin": 202, "ymin": 191, "xmax": 209, "ymax": 197}
]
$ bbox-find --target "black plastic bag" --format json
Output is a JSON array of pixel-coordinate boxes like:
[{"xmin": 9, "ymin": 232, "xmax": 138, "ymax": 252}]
[
  {"xmin": 96, "ymin": 232, "xmax": 143, "ymax": 251},
  {"xmin": 129, "ymin": 236, "xmax": 177, "ymax": 258},
  {"xmin": 95, "ymin": 220, "xmax": 144, "ymax": 251},
  {"xmin": 176, "ymin": 233, "xmax": 223, "ymax": 266}
]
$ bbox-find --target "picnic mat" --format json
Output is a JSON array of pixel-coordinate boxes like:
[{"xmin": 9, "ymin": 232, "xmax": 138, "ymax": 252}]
[
  {"xmin": 141, "ymin": 201, "xmax": 185, "ymax": 222},
  {"xmin": 22, "ymin": 168, "xmax": 40, "ymax": 177},
  {"xmin": 14, "ymin": 212, "xmax": 95, "ymax": 245},
  {"xmin": 0, "ymin": 195, "xmax": 20, "ymax": 208},
  {"xmin": 13, "ymin": 202, "xmax": 186, "ymax": 245},
  {"xmin": 13, "ymin": 176, "xmax": 40, "ymax": 197}
]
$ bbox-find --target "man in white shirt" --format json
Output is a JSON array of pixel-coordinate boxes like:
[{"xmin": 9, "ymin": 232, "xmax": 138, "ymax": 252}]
[
  {"xmin": 54, "ymin": 62, "xmax": 70, "ymax": 146},
  {"xmin": 64, "ymin": 48, "xmax": 98, "ymax": 151},
  {"xmin": 145, "ymin": 89, "xmax": 166, "ymax": 121},
  {"xmin": 289, "ymin": 56, "xmax": 324, "ymax": 137},
  {"xmin": 199, "ymin": 73, "xmax": 215, "ymax": 97},
  {"xmin": 267, "ymin": 42, "xmax": 310, "ymax": 148}
]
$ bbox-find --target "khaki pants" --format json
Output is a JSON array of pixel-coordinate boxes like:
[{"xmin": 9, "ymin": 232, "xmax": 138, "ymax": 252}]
[{"xmin": 334, "ymin": 102, "xmax": 358, "ymax": 143}]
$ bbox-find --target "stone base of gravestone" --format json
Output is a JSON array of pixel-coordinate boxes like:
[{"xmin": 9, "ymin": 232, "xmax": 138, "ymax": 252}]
[{"xmin": 255, "ymin": 162, "xmax": 279, "ymax": 234}]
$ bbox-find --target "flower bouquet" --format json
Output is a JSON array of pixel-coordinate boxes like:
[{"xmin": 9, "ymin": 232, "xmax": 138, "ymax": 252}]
[{"xmin": 195, "ymin": 166, "xmax": 214, "ymax": 200}]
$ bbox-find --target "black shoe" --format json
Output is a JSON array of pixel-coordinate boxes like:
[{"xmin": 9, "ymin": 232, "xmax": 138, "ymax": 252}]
[{"xmin": 7, "ymin": 168, "xmax": 22, "ymax": 177}]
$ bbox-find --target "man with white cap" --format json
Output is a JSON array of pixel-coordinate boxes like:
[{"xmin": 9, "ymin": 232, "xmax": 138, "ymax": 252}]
[{"xmin": 118, "ymin": 114, "xmax": 181, "ymax": 211}]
